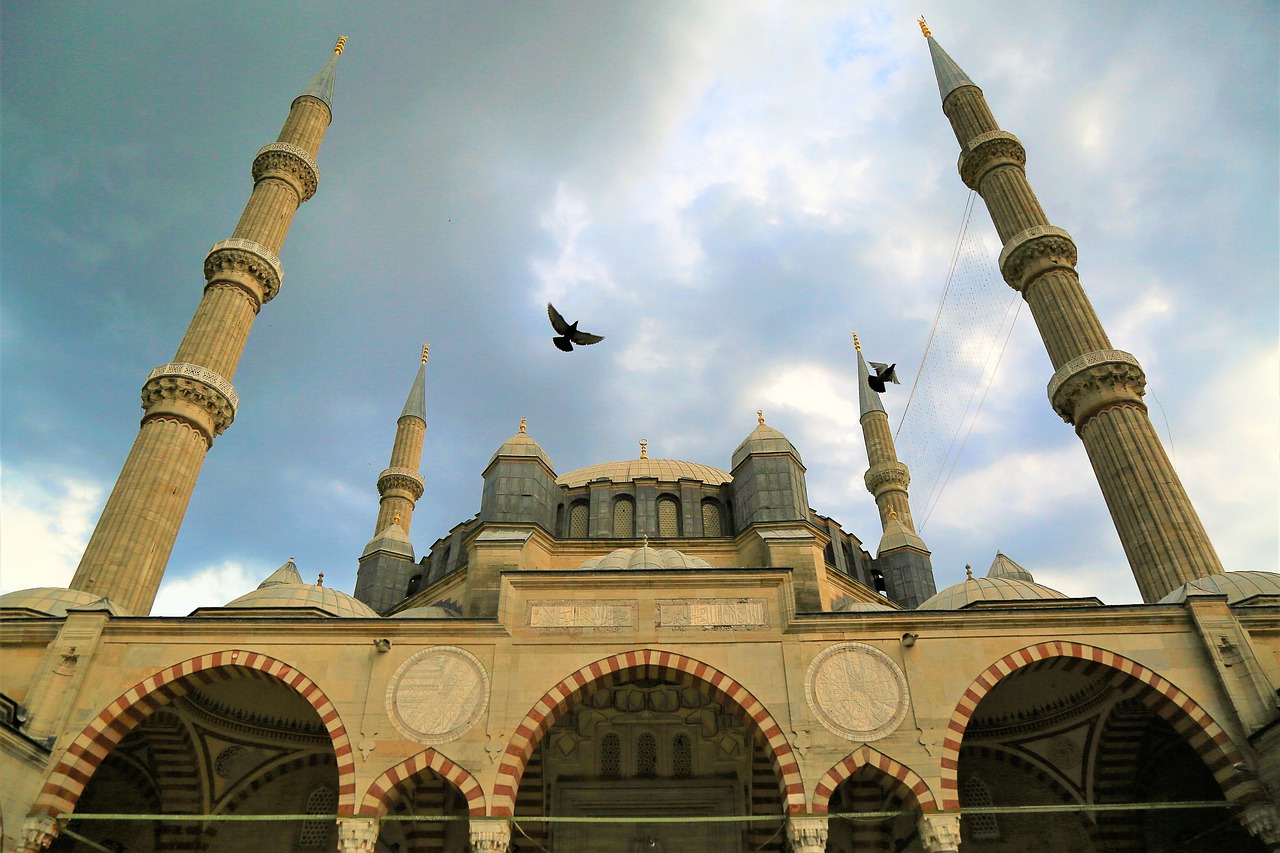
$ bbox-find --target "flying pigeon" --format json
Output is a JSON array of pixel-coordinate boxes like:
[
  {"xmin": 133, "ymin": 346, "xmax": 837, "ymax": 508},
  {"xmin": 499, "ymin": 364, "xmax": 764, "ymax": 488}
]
[
  {"xmin": 867, "ymin": 361, "xmax": 900, "ymax": 393},
  {"xmin": 547, "ymin": 303, "xmax": 604, "ymax": 352}
]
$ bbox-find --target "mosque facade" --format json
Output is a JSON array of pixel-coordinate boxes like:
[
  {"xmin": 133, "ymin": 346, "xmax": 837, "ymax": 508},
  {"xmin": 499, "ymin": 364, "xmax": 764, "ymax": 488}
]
[{"xmin": 1, "ymin": 28, "xmax": 1278, "ymax": 853}]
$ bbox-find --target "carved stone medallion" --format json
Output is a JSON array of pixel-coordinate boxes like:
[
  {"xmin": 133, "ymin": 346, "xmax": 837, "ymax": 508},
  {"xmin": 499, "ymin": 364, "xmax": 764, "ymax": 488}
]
[
  {"xmin": 386, "ymin": 646, "xmax": 489, "ymax": 744},
  {"xmin": 805, "ymin": 642, "xmax": 909, "ymax": 742}
]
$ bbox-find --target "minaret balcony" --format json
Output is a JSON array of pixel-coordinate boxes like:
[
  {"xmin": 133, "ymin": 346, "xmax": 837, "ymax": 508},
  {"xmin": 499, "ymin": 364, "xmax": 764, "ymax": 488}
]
[{"xmin": 252, "ymin": 141, "xmax": 320, "ymax": 202}]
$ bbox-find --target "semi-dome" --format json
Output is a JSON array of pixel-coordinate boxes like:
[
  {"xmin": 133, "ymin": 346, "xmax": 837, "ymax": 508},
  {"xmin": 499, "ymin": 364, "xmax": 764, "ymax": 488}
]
[
  {"xmin": 731, "ymin": 419, "xmax": 803, "ymax": 469},
  {"xmin": 0, "ymin": 587, "xmax": 132, "ymax": 617},
  {"xmin": 917, "ymin": 575, "xmax": 1069, "ymax": 610},
  {"xmin": 1158, "ymin": 571, "xmax": 1280, "ymax": 605},
  {"xmin": 579, "ymin": 547, "xmax": 713, "ymax": 570},
  {"xmin": 557, "ymin": 458, "xmax": 731, "ymax": 488},
  {"xmin": 834, "ymin": 599, "xmax": 897, "ymax": 612},
  {"xmin": 487, "ymin": 423, "xmax": 554, "ymax": 471},
  {"xmin": 226, "ymin": 582, "xmax": 378, "ymax": 618},
  {"xmin": 395, "ymin": 605, "xmax": 460, "ymax": 618}
]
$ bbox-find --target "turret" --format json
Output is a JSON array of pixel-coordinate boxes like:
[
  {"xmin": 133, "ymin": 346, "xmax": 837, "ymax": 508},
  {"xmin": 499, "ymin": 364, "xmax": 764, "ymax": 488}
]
[
  {"xmin": 729, "ymin": 411, "xmax": 809, "ymax": 528},
  {"xmin": 479, "ymin": 418, "xmax": 559, "ymax": 531},
  {"xmin": 921, "ymin": 21, "xmax": 1222, "ymax": 601},
  {"xmin": 68, "ymin": 39, "xmax": 347, "ymax": 615}
]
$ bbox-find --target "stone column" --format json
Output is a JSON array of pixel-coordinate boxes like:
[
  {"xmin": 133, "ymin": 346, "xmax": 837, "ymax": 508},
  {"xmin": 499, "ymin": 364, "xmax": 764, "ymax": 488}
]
[
  {"xmin": 20, "ymin": 814, "xmax": 59, "ymax": 852},
  {"xmin": 468, "ymin": 817, "xmax": 512, "ymax": 852},
  {"xmin": 1240, "ymin": 802, "xmax": 1280, "ymax": 853},
  {"xmin": 918, "ymin": 813, "xmax": 962, "ymax": 852},
  {"xmin": 786, "ymin": 816, "xmax": 829, "ymax": 853},
  {"xmin": 336, "ymin": 816, "xmax": 380, "ymax": 852}
]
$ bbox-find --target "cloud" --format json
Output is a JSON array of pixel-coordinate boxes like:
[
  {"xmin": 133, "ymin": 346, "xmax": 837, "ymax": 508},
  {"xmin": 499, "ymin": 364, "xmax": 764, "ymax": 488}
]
[
  {"xmin": 151, "ymin": 561, "xmax": 261, "ymax": 617},
  {"xmin": 0, "ymin": 466, "xmax": 102, "ymax": 594},
  {"xmin": 531, "ymin": 182, "xmax": 618, "ymax": 305}
]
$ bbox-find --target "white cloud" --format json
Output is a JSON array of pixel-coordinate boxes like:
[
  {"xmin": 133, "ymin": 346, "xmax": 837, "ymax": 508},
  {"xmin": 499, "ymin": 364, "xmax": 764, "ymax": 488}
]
[
  {"xmin": 925, "ymin": 444, "xmax": 1096, "ymax": 532},
  {"xmin": 151, "ymin": 560, "xmax": 260, "ymax": 617},
  {"xmin": 0, "ymin": 466, "xmax": 102, "ymax": 594},
  {"xmin": 531, "ymin": 182, "xmax": 617, "ymax": 305}
]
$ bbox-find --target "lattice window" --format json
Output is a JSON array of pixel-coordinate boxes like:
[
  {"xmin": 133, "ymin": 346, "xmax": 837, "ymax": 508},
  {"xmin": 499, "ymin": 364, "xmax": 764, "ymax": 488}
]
[
  {"xmin": 636, "ymin": 732, "xmax": 658, "ymax": 778},
  {"xmin": 672, "ymin": 733, "xmax": 693, "ymax": 778},
  {"xmin": 701, "ymin": 499, "xmax": 722, "ymax": 536},
  {"xmin": 600, "ymin": 732, "xmax": 621, "ymax": 778},
  {"xmin": 613, "ymin": 497, "xmax": 635, "ymax": 537},
  {"xmin": 297, "ymin": 785, "xmax": 337, "ymax": 848},
  {"xmin": 657, "ymin": 497, "xmax": 680, "ymax": 538},
  {"xmin": 569, "ymin": 501, "xmax": 590, "ymax": 538},
  {"xmin": 960, "ymin": 776, "xmax": 1000, "ymax": 839}
]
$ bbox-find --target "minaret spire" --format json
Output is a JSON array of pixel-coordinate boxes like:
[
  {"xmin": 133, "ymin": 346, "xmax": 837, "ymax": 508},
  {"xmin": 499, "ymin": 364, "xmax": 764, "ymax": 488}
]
[
  {"xmin": 373, "ymin": 347, "xmax": 429, "ymax": 536},
  {"xmin": 923, "ymin": 31, "xmax": 1224, "ymax": 601},
  {"xmin": 68, "ymin": 43, "xmax": 345, "ymax": 615}
]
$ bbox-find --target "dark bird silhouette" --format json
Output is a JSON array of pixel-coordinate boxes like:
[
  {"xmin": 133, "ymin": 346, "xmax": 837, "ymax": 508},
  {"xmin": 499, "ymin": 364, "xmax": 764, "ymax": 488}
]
[
  {"xmin": 867, "ymin": 361, "xmax": 900, "ymax": 393},
  {"xmin": 547, "ymin": 303, "xmax": 604, "ymax": 352}
]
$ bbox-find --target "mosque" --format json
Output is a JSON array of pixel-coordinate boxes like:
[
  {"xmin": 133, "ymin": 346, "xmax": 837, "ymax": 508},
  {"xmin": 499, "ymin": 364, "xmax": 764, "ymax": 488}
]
[{"xmin": 1, "ymin": 25, "xmax": 1277, "ymax": 853}]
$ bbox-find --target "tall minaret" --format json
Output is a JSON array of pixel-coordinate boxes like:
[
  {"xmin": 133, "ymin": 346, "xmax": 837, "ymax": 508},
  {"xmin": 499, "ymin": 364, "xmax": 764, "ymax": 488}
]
[
  {"xmin": 920, "ymin": 21, "xmax": 1222, "ymax": 601},
  {"xmin": 69, "ymin": 39, "xmax": 348, "ymax": 615},
  {"xmin": 374, "ymin": 346, "xmax": 429, "ymax": 536}
]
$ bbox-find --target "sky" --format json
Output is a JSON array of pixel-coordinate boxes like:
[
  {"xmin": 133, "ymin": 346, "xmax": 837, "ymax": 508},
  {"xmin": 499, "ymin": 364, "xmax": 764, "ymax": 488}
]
[{"xmin": 1, "ymin": 1, "xmax": 1276, "ymax": 614}]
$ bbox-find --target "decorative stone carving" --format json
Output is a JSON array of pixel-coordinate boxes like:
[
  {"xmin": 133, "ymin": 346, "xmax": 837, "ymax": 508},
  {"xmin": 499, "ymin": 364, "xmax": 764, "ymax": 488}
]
[
  {"xmin": 997, "ymin": 225, "xmax": 1078, "ymax": 293},
  {"xmin": 917, "ymin": 813, "xmax": 962, "ymax": 852},
  {"xmin": 805, "ymin": 642, "xmax": 909, "ymax": 742},
  {"xmin": 336, "ymin": 816, "xmax": 380, "ymax": 853},
  {"xmin": 656, "ymin": 598, "xmax": 768, "ymax": 630},
  {"xmin": 1239, "ymin": 802, "xmax": 1280, "ymax": 846},
  {"xmin": 864, "ymin": 460, "xmax": 910, "ymax": 496},
  {"xmin": 468, "ymin": 818, "xmax": 512, "ymax": 853},
  {"xmin": 527, "ymin": 600, "xmax": 637, "ymax": 631},
  {"xmin": 1046, "ymin": 349, "xmax": 1146, "ymax": 426},
  {"xmin": 204, "ymin": 237, "xmax": 284, "ymax": 304},
  {"xmin": 958, "ymin": 130, "xmax": 1026, "ymax": 189},
  {"xmin": 253, "ymin": 141, "xmax": 320, "ymax": 202},
  {"xmin": 786, "ymin": 816, "xmax": 829, "ymax": 853},
  {"xmin": 377, "ymin": 466, "xmax": 426, "ymax": 501},
  {"xmin": 21, "ymin": 814, "xmax": 59, "ymax": 851},
  {"xmin": 386, "ymin": 646, "xmax": 489, "ymax": 744},
  {"xmin": 141, "ymin": 362, "xmax": 238, "ymax": 436}
]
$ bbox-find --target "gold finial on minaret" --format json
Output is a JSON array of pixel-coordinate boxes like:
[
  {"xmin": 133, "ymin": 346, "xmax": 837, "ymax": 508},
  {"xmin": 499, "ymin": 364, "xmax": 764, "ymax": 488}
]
[
  {"xmin": 852, "ymin": 331, "xmax": 861, "ymax": 352},
  {"xmin": 334, "ymin": 36, "xmax": 348, "ymax": 55},
  {"xmin": 757, "ymin": 410, "xmax": 765, "ymax": 425},
  {"xmin": 639, "ymin": 439, "xmax": 649, "ymax": 459},
  {"xmin": 519, "ymin": 417, "xmax": 527, "ymax": 434},
  {"xmin": 917, "ymin": 18, "xmax": 931, "ymax": 38},
  {"xmin": 888, "ymin": 506, "xmax": 897, "ymax": 520},
  {"xmin": 421, "ymin": 344, "xmax": 429, "ymax": 364},
  {"xmin": 393, "ymin": 513, "xmax": 401, "ymax": 526}
]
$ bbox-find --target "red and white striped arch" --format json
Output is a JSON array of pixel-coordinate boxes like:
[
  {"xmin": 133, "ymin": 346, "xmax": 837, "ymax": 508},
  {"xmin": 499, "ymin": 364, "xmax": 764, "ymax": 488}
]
[
  {"xmin": 812, "ymin": 744, "xmax": 939, "ymax": 814},
  {"xmin": 359, "ymin": 747, "xmax": 485, "ymax": 816},
  {"xmin": 938, "ymin": 641, "xmax": 1260, "ymax": 810},
  {"xmin": 489, "ymin": 648, "xmax": 805, "ymax": 816},
  {"xmin": 31, "ymin": 650, "xmax": 356, "ymax": 818}
]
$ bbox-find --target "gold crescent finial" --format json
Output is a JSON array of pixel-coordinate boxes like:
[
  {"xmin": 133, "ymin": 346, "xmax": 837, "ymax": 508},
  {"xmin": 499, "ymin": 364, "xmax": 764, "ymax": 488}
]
[
  {"xmin": 334, "ymin": 36, "xmax": 348, "ymax": 55},
  {"xmin": 519, "ymin": 416, "xmax": 527, "ymax": 434},
  {"xmin": 393, "ymin": 513, "xmax": 401, "ymax": 525},
  {"xmin": 918, "ymin": 18, "xmax": 931, "ymax": 38},
  {"xmin": 639, "ymin": 439, "xmax": 649, "ymax": 459},
  {"xmin": 757, "ymin": 409, "xmax": 765, "ymax": 425},
  {"xmin": 852, "ymin": 331, "xmax": 861, "ymax": 352},
  {"xmin": 421, "ymin": 344, "xmax": 429, "ymax": 364}
]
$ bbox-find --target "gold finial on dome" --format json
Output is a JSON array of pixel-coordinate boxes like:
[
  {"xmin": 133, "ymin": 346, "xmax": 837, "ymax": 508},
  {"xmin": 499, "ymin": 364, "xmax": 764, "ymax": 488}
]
[
  {"xmin": 888, "ymin": 506, "xmax": 897, "ymax": 520},
  {"xmin": 421, "ymin": 344, "xmax": 429, "ymax": 364},
  {"xmin": 393, "ymin": 513, "xmax": 401, "ymax": 526},
  {"xmin": 334, "ymin": 36, "xmax": 348, "ymax": 55},
  {"xmin": 639, "ymin": 439, "xmax": 649, "ymax": 459},
  {"xmin": 317, "ymin": 572, "xmax": 325, "ymax": 587},
  {"xmin": 757, "ymin": 409, "xmax": 765, "ymax": 425},
  {"xmin": 852, "ymin": 331, "xmax": 861, "ymax": 351},
  {"xmin": 917, "ymin": 18, "xmax": 931, "ymax": 38},
  {"xmin": 519, "ymin": 417, "xmax": 527, "ymax": 434},
  {"xmin": 965, "ymin": 564, "xmax": 973, "ymax": 580}
]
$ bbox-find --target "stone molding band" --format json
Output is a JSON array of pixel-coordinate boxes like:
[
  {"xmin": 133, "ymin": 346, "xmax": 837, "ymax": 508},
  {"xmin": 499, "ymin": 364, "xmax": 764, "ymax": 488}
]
[
  {"xmin": 141, "ymin": 362, "xmax": 239, "ymax": 437},
  {"xmin": 958, "ymin": 129, "xmax": 1025, "ymax": 189},
  {"xmin": 253, "ymin": 142, "xmax": 320, "ymax": 202},
  {"xmin": 204, "ymin": 238, "xmax": 285, "ymax": 304},
  {"xmin": 377, "ymin": 466, "xmax": 426, "ymax": 500},
  {"xmin": 997, "ymin": 225, "xmax": 1077, "ymax": 293},
  {"xmin": 1047, "ymin": 349, "xmax": 1146, "ymax": 425}
]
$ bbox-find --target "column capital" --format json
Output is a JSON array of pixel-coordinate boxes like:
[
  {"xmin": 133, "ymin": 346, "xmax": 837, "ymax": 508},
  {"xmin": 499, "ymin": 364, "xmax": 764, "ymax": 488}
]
[
  {"xmin": 21, "ymin": 814, "xmax": 59, "ymax": 852},
  {"xmin": 469, "ymin": 817, "xmax": 512, "ymax": 852},
  {"xmin": 1239, "ymin": 801, "xmax": 1280, "ymax": 847},
  {"xmin": 918, "ymin": 813, "xmax": 962, "ymax": 852},
  {"xmin": 336, "ymin": 816, "xmax": 380, "ymax": 853},
  {"xmin": 786, "ymin": 816, "xmax": 829, "ymax": 853}
]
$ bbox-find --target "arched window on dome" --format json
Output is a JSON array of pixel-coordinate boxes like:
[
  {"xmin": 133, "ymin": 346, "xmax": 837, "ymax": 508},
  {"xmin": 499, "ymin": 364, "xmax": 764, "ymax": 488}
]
[
  {"xmin": 613, "ymin": 496, "xmax": 635, "ymax": 537},
  {"xmin": 569, "ymin": 500, "xmax": 590, "ymax": 538},
  {"xmin": 960, "ymin": 775, "xmax": 1000, "ymax": 839},
  {"xmin": 656, "ymin": 496, "xmax": 682, "ymax": 538},
  {"xmin": 701, "ymin": 498, "xmax": 726, "ymax": 537}
]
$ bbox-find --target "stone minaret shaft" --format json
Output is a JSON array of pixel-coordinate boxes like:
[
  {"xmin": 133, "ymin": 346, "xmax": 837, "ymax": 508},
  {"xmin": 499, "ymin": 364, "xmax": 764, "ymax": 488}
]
[
  {"xmin": 923, "ymin": 26, "xmax": 1222, "ymax": 601},
  {"xmin": 374, "ymin": 347, "xmax": 428, "ymax": 535},
  {"xmin": 855, "ymin": 334, "xmax": 917, "ymax": 532},
  {"xmin": 69, "ymin": 40, "xmax": 346, "ymax": 615}
]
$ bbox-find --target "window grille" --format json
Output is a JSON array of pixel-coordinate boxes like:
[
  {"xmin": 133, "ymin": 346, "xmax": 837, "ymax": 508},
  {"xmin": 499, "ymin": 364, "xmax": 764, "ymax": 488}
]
[
  {"xmin": 297, "ymin": 786, "xmax": 337, "ymax": 848},
  {"xmin": 613, "ymin": 497, "xmax": 635, "ymax": 537},
  {"xmin": 673, "ymin": 733, "xmax": 693, "ymax": 778},
  {"xmin": 636, "ymin": 732, "xmax": 657, "ymax": 778},
  {"xmin": 701, "ymin": 500, "xmax": 722, "ymax": 536},
  {"xmin": 569, "ymin": 502, "xmax": 590, "ymax": 538},
  {"xmin": 600, "ymin": 733, "xmax": 621, "ymax": 778},
  {"xmin": 657, "ymin": 497, "xmax": 680, "ymax": 537},
  {"xmin": 960, "ymin": 776, "xmax": 1000, "ymax": 839}
]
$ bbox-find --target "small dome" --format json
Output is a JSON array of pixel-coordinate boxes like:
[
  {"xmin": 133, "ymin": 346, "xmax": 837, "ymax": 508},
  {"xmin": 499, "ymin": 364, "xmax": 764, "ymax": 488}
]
[
  {"xmin": 225, "ymin": 583, "xmax": 378, "ymax": 618},
  {"xmin": 1158, "ymin": 571, "xmax": 1280, "ymax": 605},
  {"xmin": 917, "ymin": 576, "xmax": 1069, "ymax": 610},
  {"xmin": 0, "ymin": 587, "xmax": 132, "ymax": 617},
  {"xmin": 557, "ymin": 458, "xmax": 730, "ymax": 488},
  {"xmin": 395, "ymin": 605, "xmax": 459, "ymax": 618},
  {"xmin": 731, "ymin": 421, "xmax": 803, "ymax": 469},
  {"xmin": 257, "ymin": 559, "xmax": 304, "ymax": 589},
  {"xmin": 361, "ymin": 522, "xmax": 414, "ymax": 560},
  {"xmin": 578, "ymin": 547, "xmax": 712, "ymax": 570},
  {"xmin": 987, "ymin": 551, "xmax": 1034, "ymax": 582},
  {"xmin": 877, "ymin": 515, "xmax": 928, "ymax": 556},
  {"xmin": 487, "ymin": 428, "xmax": 554, "ymax": 471}
]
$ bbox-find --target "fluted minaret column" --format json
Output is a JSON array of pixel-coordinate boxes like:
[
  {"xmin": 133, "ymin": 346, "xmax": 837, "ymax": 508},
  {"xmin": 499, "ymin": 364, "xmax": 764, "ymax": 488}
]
[
  {"xmin": 374, "ymin": 346, "xmax": 429, "ymax": 536},
  {"xmin": 855, "ymin": 332, "xmax": 917, "ymax": 531},
  {"xmin": 69, "ymin": 39, "xmax": 348, "ymax": 615},
  {"xmin": 921, "ymin": 22, "xmax": 1222, "ymax": 601}
]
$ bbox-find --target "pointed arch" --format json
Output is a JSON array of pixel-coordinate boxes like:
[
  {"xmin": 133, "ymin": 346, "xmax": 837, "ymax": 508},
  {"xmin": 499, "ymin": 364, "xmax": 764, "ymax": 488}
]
[
  {"xmin": 939, "ymin": 641, "xmax": 1260, "ymax": 810},
  {"xmin": 812, "ymin": 744, "xmax": 939, "ymax": 814},
  {"xmin": 31, "ymin": 650, "xmax": 355, "ymax": 819},
  {"xmin": 490, "ymin": 648, "xmax": 804, "ymax": 816},
  {"xmin": 359, "ymin": 747, "xmax": 485, "ymax": 816}
]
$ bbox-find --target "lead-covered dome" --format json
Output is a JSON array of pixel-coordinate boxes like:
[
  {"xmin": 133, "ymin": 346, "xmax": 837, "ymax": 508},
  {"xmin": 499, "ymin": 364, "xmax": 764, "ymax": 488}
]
[
  {"xmin": 579, "ymin": 547, "xmax": 713, "ymax": 570},
  {"xmin": 917, "ymin": 575, "xmax": 1069, "ymax": 610},
  {"xmin": 557, "ymin": 458, "xmax": 731, "ymax": 488},
  {"xmin": 225, "ymin": 563, "xmax": 378, "ymax": 618},
  {"xmin": 1158, "ymin": 571, "xmax": 1280, "ymax": 605},
  {"xmin": 731, "ymin": 420, "xmax": 803, "ymax": 469},
  {"xmin": 0, "ymin": 587, "xmax": 132, "ymax": 617},
  {"xmin": 488, "ymin": 425, "xmax": 554, "ymax": 471}
]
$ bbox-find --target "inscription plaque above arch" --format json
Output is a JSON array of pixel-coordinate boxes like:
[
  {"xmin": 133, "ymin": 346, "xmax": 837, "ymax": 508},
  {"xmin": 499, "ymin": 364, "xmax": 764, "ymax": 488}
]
[
  {"xmin": 386, "ymin": 646, "xmax": 489, "ymax": 744},
  {"xmin": 805, "ymin": 642, "xmax": 909, "ymax": 742}
]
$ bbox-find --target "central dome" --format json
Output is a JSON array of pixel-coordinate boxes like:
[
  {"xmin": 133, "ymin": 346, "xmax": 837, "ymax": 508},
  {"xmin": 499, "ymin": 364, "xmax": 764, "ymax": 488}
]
[{"xmin": 556, "ymin": 458, "xmax": 731, "ymax": 488}]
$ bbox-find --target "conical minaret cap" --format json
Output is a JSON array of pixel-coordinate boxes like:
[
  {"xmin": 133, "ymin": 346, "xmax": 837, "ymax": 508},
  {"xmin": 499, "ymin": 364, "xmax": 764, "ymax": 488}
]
[
  {"xmin": 400, "ymin": 359, "xmax": 427, "ymax": 422},
  {"xmin": 876, "ymin": 512, "xmax": 929, "ymax": 557},
  {"xmin": 856, "ymin": 348, "xmax": 887, "ymax": 417},
  {"xmin": 487, "ymin": 418, "xmax": 555, "ymax": 472},
  {"xmin": 257, "ymin": 558, "xmax": 304, "ymax": 589},
  {"xmin": 925, "ymin": 35, "xmax": 977, "ymax": 102},
  {"xmin": 361, "ymin": 520, "xmax": 414, "ymax": 560},
  {"xmin": 296, "ymin": 37, "xmax": 346, "ymax": 109},
  {"xmin": 986, "ymin": 550, "xmax": 1034, "ymax": 582}
]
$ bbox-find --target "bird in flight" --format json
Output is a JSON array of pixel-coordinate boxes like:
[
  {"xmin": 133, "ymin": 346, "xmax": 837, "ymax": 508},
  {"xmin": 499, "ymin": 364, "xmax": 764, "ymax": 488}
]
[
  {"xmin": 547, "ymin": 303, "xmax": 604, "ymax": 352},
  {"xmin": 867, "ymin": 361, "xmax": 900, "ymax": 393}
]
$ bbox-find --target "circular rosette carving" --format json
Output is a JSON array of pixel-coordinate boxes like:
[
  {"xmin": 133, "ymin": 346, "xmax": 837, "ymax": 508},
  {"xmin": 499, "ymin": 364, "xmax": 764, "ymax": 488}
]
[
  {"xmin": 998, "ymin": 225, "xmax": 1078, "ymax": 293},
  {"xmin": 958, "ymin": 130, "xmax": 1026, "ymax": 189},
  {"xmin": 386, "ymin": 646, "xmax": 489, "ymax": 744},
  {"xmin": 252, "ymin": 142, "xmax": 320, "ymax": 202},
  {"xmin": 805, "ymin": 642, "xmax": 909, "ymax": 742}
]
